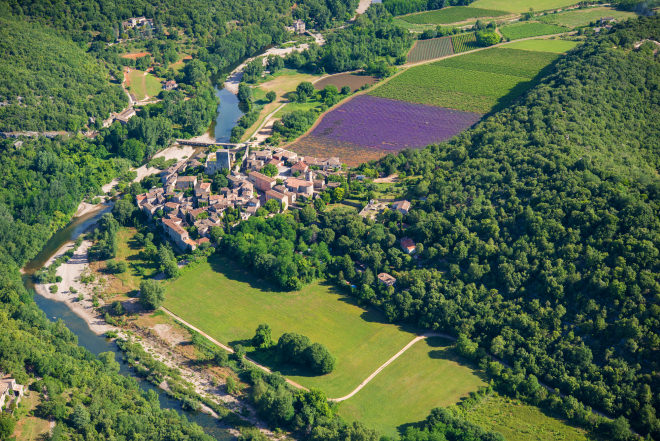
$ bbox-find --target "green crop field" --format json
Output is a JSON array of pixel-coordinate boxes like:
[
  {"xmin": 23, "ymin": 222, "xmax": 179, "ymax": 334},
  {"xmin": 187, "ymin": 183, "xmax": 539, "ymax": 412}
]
[
  {"xmin": 463, "ymin": 394, "xmax": 591, "ymax": 441},
  {"xmin": 451, "ymin": 32, "xmax": 480, "ymax": 53},
  {"xmin": 504, "ymin": 38, "xmax": 578, "ymax": 53},
  {"xmin": 400, "ymin": 6, "xmax": 508, "ymax": 25},
  {"xmin": 468, "ymin": 0, "xmax": 580, "ymax": 13},
  {"xmin": 538, "ymin": 6, "xmax": 637, "ymax": 28},
  {"xmin": 371, "ymin": 47, "xmax": 559, "ymax": 113},
  {"xmin": 500, "ymin": 22, "xmax": 569, "ymax": 40},
  {"xmin": 338, "ymin": 336, "xmax": 486, "ymax": 438},
  {"xmin": 164, "ymin": 255, "xmax": 481, "ymax": 401},
  {"xmin": 407, "ymin": 36, "xmax": 454, "ymax": 63}
]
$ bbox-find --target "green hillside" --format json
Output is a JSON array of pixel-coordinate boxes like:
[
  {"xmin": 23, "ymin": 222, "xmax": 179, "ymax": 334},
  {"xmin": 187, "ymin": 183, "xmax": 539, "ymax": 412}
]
[{"xmin": 0, "ymin": 18, "xmax": 126, "ymax": 131}]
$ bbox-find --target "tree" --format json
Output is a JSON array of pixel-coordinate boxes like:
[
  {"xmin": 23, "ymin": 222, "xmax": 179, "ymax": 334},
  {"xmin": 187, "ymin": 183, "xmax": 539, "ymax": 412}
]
[
  {"xmin": 300, "ymin": 204, "xmax": 317, "ymax": 224},
  {"xmin": 266, "ymin": 91, "xmax": 277, "ymax": 102},
  {"xmin": 0, "ymin": 415, "xmax": 15, "ymax": 440},
  {"xmin": 341, "ymin": 85, "xmax": 351, "ymax": 95},
  {"xmin": 264, "ymin": 199, "xmax": 282, "ymax": 213},
  {"xmin": 238, "ymin": 83, "xmax": 252, "ymax": 104},
  {"xmin": 476, "ymin": 30, "xmax": 501, "ymax": 46},
  {"xmin": 304, "ymin": 342, "xmax": 335, "ymax": 374},
  {"xmin": 252, "ymin": 323, "xmax": 272, "ymax": 349},
  {"xmin": 71, "ymin": 403, "xmax": 91, "ymax": 430},
  {"xmin": 118, "ymin": 138, "xmax": 146, "ymax": 164},
  {"xmin": 139, "ymin": 279, "xmax": 165, "ymax": 310},
  {"xmin": 296, "ymin": 81, "xmax": 316, "ymax": 102},
  {"xmin": 112, "ymin": 197, "xmax": 136, "ymax": 225},
  {"xmin": 261, "ymin": 163, "xmax": 278, "ymax": 177}
]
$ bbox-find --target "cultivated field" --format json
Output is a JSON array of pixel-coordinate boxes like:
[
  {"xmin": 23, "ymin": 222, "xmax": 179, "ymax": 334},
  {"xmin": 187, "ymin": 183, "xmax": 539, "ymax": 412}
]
[
  {"xmin": 125, "ymin": 68, "xmax": 162, "ymax": 101},
  {"xmin": 463, "ymin": 394, "xmax": 591, "ymax": 441},
  {"xmin": 468, "ymin": 0, "xmax": 581, "ymax": 13},
  {"xmin": 538, "ymin": 6, "xmax": 637, "ymax": 28},
  {"xmin": 288, "ymin": 135, "xmax": 386, "ymax": 166},
  {"xmin": 338, "ymin": 336, "xmax": 486, "ymax": 437},
  {"xmin": 288, "ymin": 94, "xmax": 481, "ymax": 164},
  {"xmin": 399, "ymin": 6, "xmax": 507, "ymax": 25},
  {"xmin": 371, "ymin": 47, "xmax": 560, "ymax": 113},
  {"xmin": 314, "ymin": 73, "xmax": 378, "ymax": 92},
  {"xmin": 451, "ymin": 32, "xmax": 480, "ymax": 53},
  {"xmin": 504, "ymin": 38, "xmax": 578, "ymax": 53},
  {"xmin": 407, "ymin": 36, "xmax": 454, "ymax": 63},
  {"xmin": 164, "ymin": 255, "xmax": 481, "ymax": 400},
  {"xmin": 500, "ymin": 22, "xmax": 569, "ymax": 40}
]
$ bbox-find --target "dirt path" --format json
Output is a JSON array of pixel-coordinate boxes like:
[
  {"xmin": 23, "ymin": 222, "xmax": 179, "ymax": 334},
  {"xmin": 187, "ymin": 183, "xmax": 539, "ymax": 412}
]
[
  {"xmin": 160, "ymin": 308, "xmax": 309, "ymax": 391},
  {"xmin": 355, "ymin": 0, "xmax": 372, "ymax": 17}
]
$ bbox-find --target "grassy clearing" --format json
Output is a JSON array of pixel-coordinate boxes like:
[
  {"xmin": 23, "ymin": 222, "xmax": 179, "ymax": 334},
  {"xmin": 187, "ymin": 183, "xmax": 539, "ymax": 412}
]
[
  {"xmin": 338, "ymin": 336, "xmax": 486, "ymax": 438},
  {"xmin": 500, "ymin": 22, "xmax": 569, "ymax": 40},
  {"xmin": 468, "ymin": 0, "xmax": 580, "ymax": 13},
  {"xmin": 504, "ymin": 38, "xmax": 578, "ymax": 53},
  {"xmin": 407, "ymin": 36, "xmax": 454, "ymax": 63},
  {"xmin": 537, "ymin": 6, "xmax": 637, "ymax": 28},
  {"xmin": 12, "ymin": 392, "xmax": 51, "ymax": 441},
  {"xmin": 400, "ymin": 6, "xmax": 508, "ymax": 24},
  {"xmin": 164, "ymin": 255, "xmax": 481, "ymax": 401},
  {"xmin": 371, "ymin": 47, "xmax": 559, "ymax": 113},
  {"xmin": 126, "ymin": 69, "xmax": 162, "ymax": 100},
  {"xmin": 463, "ymin": 393, "xmax": 592, "ymax": 441},
  {"xmin": 451, "ymin": 32, "xmax": 480, "ymax": 53},
  {"xmin": 241, "ymin": 70, "xmax": 320, "ymax": 140}
]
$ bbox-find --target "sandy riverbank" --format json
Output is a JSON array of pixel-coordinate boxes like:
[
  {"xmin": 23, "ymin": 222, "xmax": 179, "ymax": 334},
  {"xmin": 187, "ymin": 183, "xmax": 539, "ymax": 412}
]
[{"xmin": 33, "ymin": 240, "xmax": 116, "ymax": 336}]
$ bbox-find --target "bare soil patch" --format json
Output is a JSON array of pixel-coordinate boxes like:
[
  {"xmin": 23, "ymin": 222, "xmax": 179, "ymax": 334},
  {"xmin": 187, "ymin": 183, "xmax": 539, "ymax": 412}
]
[
  {"xmin": 121, "ymin": 52, "xmax": 150, "ymax": 59},
  {"xmin": 314, "ymin": 73, "xmax": 378, "ymax": 92}
]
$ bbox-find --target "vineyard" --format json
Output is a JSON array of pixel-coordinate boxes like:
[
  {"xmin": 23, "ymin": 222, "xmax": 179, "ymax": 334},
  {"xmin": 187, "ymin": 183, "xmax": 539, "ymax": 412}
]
[
  {"xmin": 451, "ymin": 32, "xmax": 480, "ymax": 53},
  {"xmin": 400, "ymin": 6, "xmax": 507, "ymax": 25},
  {"xmin": 370, "ymin": 47, "xmax": 560, "ymax": 113},
  {"xmin": 500, "ymin": 22, "xmax": 569, "ymax": 40},
  {"xmin": 407, "ymin": 36, "xmax": 454, "ymax": 63}
]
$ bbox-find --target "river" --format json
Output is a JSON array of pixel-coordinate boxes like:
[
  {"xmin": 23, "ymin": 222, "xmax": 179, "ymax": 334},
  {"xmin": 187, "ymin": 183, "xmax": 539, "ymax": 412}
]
[
  {"xmin": 22, "ymin": 206, "xmax": 234, "ymax": 441},
  {"xmin": 208, "ymin": 86, "xmax": 244, "ymax": 142}
]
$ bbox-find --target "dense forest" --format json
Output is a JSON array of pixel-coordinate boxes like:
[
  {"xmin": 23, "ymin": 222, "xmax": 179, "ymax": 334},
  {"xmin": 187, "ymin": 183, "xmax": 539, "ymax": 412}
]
[
  {"xmin": 220, "ymin": 17, "xmax": 660, "ymax": 439},
  {"xmin": 0, "ymin": 18, "xmax": 126, "ymax": 132},
  {"xmin": 382, "ymin": 0, "xmax": 475, "ymax": 16}
]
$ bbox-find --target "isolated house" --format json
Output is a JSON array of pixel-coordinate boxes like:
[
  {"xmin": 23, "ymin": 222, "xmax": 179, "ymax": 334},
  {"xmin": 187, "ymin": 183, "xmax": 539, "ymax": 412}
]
[
  {"xmin": 163, "ymin": 79, "xmax": 178, "ymax": 90},
  {"xmin": 400, "ymin": 237, "xmax": 416, "ymax": 254},
  {"xmin": 0, "ymin": 377, "xmax": 24, "ymax": 411},
  {"xmin": 392, "ymin": 200, "xmax": 411, "ymax": 215},
  {"xmin": 293, "ymin": 19, "xmax": 306, "ymax": 34},
  {"xmin": 377, "ymin": 273, "xmax": 396, "ymax": 287}
]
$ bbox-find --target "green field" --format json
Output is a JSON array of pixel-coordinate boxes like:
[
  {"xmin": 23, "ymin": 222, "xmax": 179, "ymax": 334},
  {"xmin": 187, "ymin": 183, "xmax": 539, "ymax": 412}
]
[
  {"xmin": 500, "ymin": 22, "xmax": 569, "ymax": 40},
  {"xmin": 400, "ymin": 6, "xmax": 507, "ymax": 25},
  {"xmin": 371, "ymin": 47, "xmax": 559, "ymax": 113},
  {"xmin": 452, "ymin": 32, "xmax": 480, "ymax": 53},
  {"xmin": 463, "ymin": 394, "xmax": 592, "ymax": 441},
  {"xmin": 164, "ymin": 255, "xmax": 481, "ymax": 400},
  {"xmin": 468, "ymin": 0, "xmax": 580, "ymax": 13},
  {"xmin": 126, "ymin": 69, "xmax": 162, "ymax": 100},
  {"xmin": 504, "ymin": 38, "xmax": 578, "ymax": 53},
  {"xmin": 339, "ymin": 336, "xmax": 486, "ymax": 438},
  {"xmin": 538, "ymin": 6, "xmax": 636, "ymax": 28},
  {"xmin": 407, "ymin": 36, "xmax": 454, "ymax": 63}
]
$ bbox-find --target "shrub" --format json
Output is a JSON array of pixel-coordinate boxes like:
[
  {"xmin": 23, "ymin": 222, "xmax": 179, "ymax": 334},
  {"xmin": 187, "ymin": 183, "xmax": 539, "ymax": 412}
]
[{"xmin": 49, "ymin": 285, "xmax": 58, "ymax": 293}]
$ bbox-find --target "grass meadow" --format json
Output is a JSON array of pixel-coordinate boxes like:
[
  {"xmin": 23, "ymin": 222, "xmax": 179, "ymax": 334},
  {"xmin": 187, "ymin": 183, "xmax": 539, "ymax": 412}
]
[
  {"xmin": 463, "ymin": 394, "xmax": 592, "ymax": 441},
  {"xmin": 400, "ymin": 6, "xmax": 507, "ymax": 25},
  {"xmin": 126, "ymin": 69, "xmax": 162, "ymax": 100},
  {"xmin": 407, "ymin": 36, "xmax": 454, "ymax": 63},
  {"xmin": 537, "ymin": 6, "xmax": 637, "ymax": 28},
  {"xmin": 371, "ymin": 47, "xmax": 559, "ymax": 113},
  {"xmin": 500, "ymin": 22, "xmax": 569, "ymax": 40},
  {"xmin": 164, "ymin": 255, "xmax": 482, "ymax": 400},
  {"xmin": 338, "ymin": 336, "xmax": 486, "ymax": 438},
  {"xmin": 504, "ymin": 38, "xmax": 578, "ymax": 53},
  {"xmin": 468, "ymin": 0, "xmax": 581, "ymax": 13}
]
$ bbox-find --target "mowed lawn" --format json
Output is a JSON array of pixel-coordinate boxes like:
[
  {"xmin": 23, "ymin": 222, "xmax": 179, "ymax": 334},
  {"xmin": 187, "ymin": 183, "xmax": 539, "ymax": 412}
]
[
  {"xmin": 538, "ymin": 6, "xmax": 637, "ymax": 28},
  {"xmin": 338, "ymin": 336, "xmax": 486, "ymax": 438},
  {"xmin": 500, "ymin": 22, "xmax": 569, "ymax": 40},
  {"xmin": 400, "ymin": 6, "xmax": 508, "ymax": 25},
  {"xmin": 464, "ymin": 394, "xmax": 591, "ymax": 441},
  {"xmin": 504, "ymin": 38, "xmax": 578, "ymax": 53},
  {"xmin": 165, "ymin": 255, "xmax": 425, "ymax": 397},
  {"xmin": 371, "ymin": 47, "xmax": 559, "ymax": 113},
  {"xmin": 469, "ymin": 0, "xmax": 580, "ymax": 13},
  {"xmin": 126, "ymin": 69, "xmax": 162, "ymax": 100}
]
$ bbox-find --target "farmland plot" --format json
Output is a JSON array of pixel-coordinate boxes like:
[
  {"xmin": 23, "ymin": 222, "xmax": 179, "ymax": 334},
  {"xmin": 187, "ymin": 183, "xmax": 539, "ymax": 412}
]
[
  {"xmin": 407, "ymin": 36, "xmax": 454, "ymax": 63},
  {"xmin": 371, "ymin": 47, "xmax": 559, "ymax": 113},
  {"xmin": 288, "ymin": 95, "xmax": 481, "ymax": 165},
  {"xmin": 537, "ymin": 6, "xmax": 637, "ymax": 28},
  {"xmin": 500, "ymin": 22, "xmax": 569, "ymax": 40},
  {"xmin": 400, "ymin": 6, "xmax": 507, "ymax": 25},
  {"xmin": 468, "ymin": 0, "xmax": 581, "ymax": 13},
  {"xmin": 452, "ymin": 32, "xmax": 480, "ymax": 53}
]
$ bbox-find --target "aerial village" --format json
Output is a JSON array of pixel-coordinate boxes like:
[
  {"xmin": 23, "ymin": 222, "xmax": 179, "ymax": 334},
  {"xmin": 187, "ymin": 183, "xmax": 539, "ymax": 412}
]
[{"xmin": 136, "ymin": 146, "xmax": 343, "ymax": 251}]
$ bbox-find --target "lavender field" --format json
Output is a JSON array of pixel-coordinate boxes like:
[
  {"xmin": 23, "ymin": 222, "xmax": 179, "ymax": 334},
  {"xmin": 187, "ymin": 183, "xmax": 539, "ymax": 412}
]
[{"xmin": 308, "ymin": 95, "xmax": 481, "ymax": 154}]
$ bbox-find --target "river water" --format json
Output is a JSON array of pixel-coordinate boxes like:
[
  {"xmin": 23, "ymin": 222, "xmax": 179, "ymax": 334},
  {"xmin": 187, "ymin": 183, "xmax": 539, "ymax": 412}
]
[
  {"xmin": 209, "ymin": 86, "xmax": 244, "ymax": 142},
  {"xmin": 21, "ymin": 206, "xmax": 234, "ymax": 441}
]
